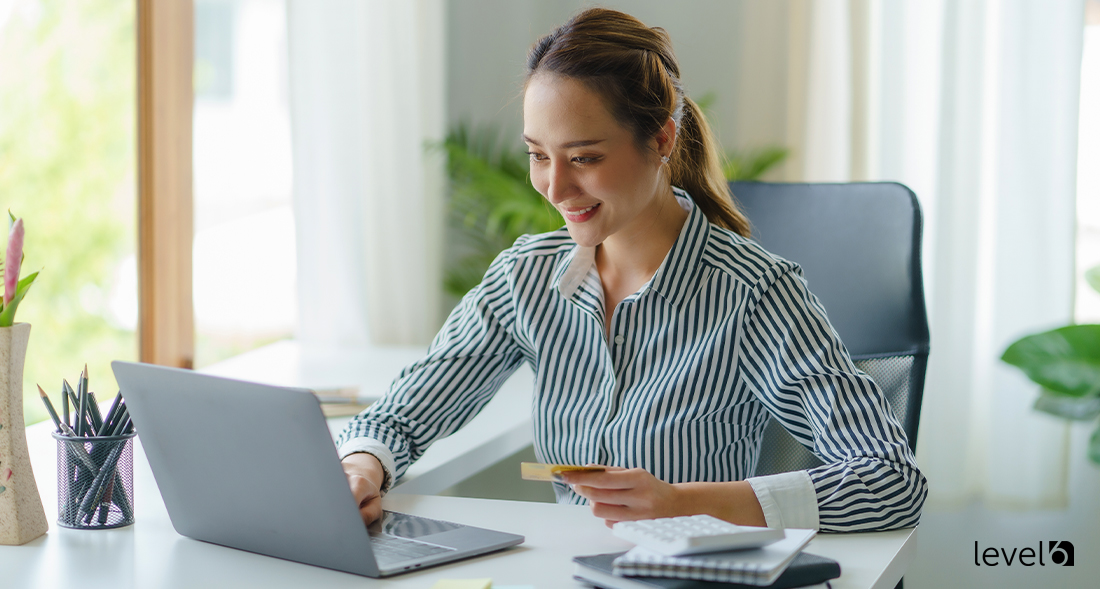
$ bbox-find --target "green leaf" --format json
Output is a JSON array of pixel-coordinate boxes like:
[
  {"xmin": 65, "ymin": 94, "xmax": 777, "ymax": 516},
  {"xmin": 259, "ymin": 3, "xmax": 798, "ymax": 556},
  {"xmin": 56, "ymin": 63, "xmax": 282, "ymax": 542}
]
[
  {"xmin": 1033, "ymin": 388, "xmax": 1100, "ymax": 420},
  {"xmin": 1090, "ymin": 423, "xmax": 1100, "ymax": 466},
  {"xmin": 1001, "ymin": 324, "xmax": 1100, "ymax": 397},
  {"xmin": 1086, "ymin": 265, "xmax": 1100, "ymax": 295},
  {"xmin": 0, "ymin": 270, "xmax": 38, "ymax": 327},
  {"xmin": 724, "ymin": 147, "xmax": 790, "ymax": 181},
  {"xmin": 435, "ymin": 122, "xmax": 566, "ymax": 298}
]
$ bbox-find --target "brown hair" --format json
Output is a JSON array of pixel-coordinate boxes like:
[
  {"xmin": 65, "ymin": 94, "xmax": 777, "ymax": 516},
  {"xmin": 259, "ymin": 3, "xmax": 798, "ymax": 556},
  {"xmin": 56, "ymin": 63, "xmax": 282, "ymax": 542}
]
[{"xmin": 525, "ymin": 8, "xmax": 750, "ymax": 237}]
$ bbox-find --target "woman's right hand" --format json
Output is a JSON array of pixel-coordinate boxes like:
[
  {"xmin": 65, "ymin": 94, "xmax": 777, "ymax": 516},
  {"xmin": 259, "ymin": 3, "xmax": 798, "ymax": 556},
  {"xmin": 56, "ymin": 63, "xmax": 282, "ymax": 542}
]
[{"xmin": 341, "ymin": 452, "xmax": 386, "ymax": 524}]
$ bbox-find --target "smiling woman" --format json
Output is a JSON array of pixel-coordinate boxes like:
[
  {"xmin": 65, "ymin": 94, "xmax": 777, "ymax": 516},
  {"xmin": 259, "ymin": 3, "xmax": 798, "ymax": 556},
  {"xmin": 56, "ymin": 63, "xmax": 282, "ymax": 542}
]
[{"xmin": 337, "ymin": 7, "xmax": 926, "ymax": 535}]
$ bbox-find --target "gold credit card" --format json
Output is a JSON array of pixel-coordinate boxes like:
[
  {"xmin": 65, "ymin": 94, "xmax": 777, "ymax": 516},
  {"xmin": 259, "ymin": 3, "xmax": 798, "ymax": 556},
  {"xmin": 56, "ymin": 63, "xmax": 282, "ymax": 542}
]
[{"xmin": 520, "ymin": 462, "xmax": 606, "ymax": 481}]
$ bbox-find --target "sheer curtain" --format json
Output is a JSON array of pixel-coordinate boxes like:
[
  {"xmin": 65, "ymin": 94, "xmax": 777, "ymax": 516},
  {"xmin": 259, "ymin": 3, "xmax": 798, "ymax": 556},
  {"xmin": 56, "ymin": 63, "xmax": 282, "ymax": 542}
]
[
  {"xmin": 286, "ymin": 0, "xmax": 445, "ymax": 347},
  {"xmin": 736, "ymin": 0, "xmax": 1085, "ymax": 508}
]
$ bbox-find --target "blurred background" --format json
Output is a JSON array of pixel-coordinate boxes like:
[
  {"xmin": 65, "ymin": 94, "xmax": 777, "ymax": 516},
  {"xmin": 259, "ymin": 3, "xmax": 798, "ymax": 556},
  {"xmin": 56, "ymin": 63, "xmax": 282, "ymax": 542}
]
[{"xmin": 1, "ymin": 1, "xmax": 1098, "ymax": 586}]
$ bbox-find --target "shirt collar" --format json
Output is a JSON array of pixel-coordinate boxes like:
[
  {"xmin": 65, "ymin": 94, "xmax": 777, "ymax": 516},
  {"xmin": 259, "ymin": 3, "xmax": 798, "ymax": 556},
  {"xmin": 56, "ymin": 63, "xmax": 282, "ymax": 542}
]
[{"xmin": 552, "ymin": 188, "xmax": 710, "ymax": 309}]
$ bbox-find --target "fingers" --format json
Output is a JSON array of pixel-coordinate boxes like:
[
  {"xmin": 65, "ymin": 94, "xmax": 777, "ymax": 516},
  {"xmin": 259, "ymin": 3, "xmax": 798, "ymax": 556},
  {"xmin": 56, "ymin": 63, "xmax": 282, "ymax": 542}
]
[
  {"xmin": 557, "ymin": 467, "xmax": 640, "ymax": 489},
  {"xmin": 359, "ymin": 494, "xmax": 383, "ymax": 524},
  {"xmin": 347, "ymin": 474, "xmax": 383, "ymax": 524},
  {"xmin": 347, "ymin": 474, "xmax": 380, "ymax": 505},
  {"xmin": 590, "ymin": 501, "xmax": 638, "ymax": 523}
]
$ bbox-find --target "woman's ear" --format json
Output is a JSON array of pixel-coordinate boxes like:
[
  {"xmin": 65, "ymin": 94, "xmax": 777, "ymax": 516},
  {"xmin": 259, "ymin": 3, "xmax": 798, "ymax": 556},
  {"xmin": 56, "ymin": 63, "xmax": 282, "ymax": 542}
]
[{"xmin": 655, "ymin": 117, "xmax": 677, "ymax": 161}]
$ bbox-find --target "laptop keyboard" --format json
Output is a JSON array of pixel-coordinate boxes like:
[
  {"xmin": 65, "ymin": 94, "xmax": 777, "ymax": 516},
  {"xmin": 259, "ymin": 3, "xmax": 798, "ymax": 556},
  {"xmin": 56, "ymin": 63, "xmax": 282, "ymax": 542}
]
[{"xmin": 370, "ymin": 533, "xmax": 455, "ymax": 565}]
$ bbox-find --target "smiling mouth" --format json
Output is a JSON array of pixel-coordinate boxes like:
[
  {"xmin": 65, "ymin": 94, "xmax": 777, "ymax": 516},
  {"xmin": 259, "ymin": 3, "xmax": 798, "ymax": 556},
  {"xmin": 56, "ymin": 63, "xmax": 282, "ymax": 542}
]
[{"xmin": 562, "ymin": 203, "xmax": 600, "ymax": 221}]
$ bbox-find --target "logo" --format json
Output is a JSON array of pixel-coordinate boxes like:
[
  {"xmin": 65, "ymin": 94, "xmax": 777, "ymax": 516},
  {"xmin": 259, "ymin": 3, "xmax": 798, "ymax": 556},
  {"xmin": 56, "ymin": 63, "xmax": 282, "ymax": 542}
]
[{"xmin": 974, "ymin": 541, "xmax": 1074, "ymax": 567}]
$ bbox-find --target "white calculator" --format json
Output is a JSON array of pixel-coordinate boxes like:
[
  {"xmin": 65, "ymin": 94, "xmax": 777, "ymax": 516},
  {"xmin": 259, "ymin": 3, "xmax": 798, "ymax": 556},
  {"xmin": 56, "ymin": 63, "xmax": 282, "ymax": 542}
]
[{"xmin": 611, "ymin": 514, "xmax": 785, "ymax": 556}]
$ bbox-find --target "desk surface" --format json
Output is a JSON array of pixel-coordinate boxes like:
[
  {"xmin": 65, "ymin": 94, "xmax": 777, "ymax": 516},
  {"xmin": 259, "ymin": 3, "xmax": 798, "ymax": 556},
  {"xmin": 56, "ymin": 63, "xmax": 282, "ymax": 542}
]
[
  {"xmin": 5, "ymin": 419, "xmax": 915, "ymax": 589},
  {"xmin": 2, "ymin": 342, "xmax": 918, "ymax": 588}
]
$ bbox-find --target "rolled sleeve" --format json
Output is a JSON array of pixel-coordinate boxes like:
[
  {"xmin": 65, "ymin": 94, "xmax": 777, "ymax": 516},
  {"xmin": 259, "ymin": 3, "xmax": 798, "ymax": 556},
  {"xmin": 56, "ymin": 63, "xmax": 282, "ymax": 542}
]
[{"xmin": 747, "ymin": 471, "xmax": 820, "ymax": 530}]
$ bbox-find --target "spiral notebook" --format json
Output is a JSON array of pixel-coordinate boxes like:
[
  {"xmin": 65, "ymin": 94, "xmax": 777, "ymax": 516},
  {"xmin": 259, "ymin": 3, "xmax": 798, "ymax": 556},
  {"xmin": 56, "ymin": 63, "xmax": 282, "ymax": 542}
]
[
  {"xmin": 573, "ymin": 550, "xmax": 840, "ymax": 589},
  {"xmin": 610, "ymin": 528, "xmax": 817, "ymax": 586}
]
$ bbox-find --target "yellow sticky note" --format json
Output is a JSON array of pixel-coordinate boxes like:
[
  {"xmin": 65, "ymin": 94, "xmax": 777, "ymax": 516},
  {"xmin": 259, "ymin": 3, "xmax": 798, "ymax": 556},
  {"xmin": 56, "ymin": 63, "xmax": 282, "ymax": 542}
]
[{"xmin": 430, "ymin": 579, "xmax": 492, "ymax": 589}]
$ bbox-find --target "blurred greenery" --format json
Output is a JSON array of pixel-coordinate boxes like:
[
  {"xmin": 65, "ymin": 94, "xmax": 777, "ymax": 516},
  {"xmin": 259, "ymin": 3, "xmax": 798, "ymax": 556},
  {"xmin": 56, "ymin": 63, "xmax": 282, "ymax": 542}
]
[
  {"xmin": 438, "ymin": 123, "xmax": 563, "ymax": 298},
  {"xmin": 0, "ymin": 0, "xmax": 136, "ymax": 425},
  {"xmin": 439, "ymin": 97, "xmax": 789, "ymax": 298},
  {"xmin": 1001, "ymin": 264, "xmax": 1100, "ymax": 466}
]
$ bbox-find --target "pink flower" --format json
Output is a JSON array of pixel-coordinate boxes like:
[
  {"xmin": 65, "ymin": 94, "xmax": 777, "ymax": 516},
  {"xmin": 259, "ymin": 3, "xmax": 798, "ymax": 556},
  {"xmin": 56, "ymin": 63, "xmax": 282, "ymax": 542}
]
[{"xmin": 4, "ymin": 218, "xmax": 23, "ymax": 306}]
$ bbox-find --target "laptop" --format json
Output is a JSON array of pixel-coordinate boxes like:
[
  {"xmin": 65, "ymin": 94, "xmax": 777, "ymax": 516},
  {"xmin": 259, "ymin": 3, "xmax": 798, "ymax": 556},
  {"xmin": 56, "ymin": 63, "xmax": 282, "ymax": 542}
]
[{"xmin": 111, "ymin": 360, "xmax": 524, "ymax": 577}]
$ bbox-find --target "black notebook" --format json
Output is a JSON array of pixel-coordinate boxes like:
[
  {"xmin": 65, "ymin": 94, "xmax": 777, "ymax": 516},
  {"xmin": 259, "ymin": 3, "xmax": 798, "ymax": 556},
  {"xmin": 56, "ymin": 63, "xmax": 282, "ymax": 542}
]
[{"xmin": 573, "ymin": 551, "xmax": 841, "ymax": 589}]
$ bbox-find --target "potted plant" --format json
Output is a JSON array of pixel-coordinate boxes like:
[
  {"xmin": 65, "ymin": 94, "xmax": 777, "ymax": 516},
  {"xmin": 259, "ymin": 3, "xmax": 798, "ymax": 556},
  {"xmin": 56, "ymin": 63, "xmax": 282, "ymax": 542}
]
[
  {"xmin": 1001, "ymin": 265, "xmax": 1100, "ymax": 465},
  {"xmin": 0, "ymin": 213, "xmax": 47, "ymax": 545}
]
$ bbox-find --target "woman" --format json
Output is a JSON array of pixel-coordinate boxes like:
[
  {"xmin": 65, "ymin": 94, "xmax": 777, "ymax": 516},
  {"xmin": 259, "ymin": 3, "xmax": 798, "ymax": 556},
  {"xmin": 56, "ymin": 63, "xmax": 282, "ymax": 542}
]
[{"xmin": 339, "ymin": 8, "xmax": 927, "ymax": 533}]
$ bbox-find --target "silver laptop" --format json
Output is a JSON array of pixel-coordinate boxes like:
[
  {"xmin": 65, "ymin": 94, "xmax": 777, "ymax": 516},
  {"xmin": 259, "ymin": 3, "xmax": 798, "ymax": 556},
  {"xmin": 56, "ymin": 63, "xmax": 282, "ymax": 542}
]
[{"xmin": 111, "ymin": 360, "xmax": 524, "ymax": 577}]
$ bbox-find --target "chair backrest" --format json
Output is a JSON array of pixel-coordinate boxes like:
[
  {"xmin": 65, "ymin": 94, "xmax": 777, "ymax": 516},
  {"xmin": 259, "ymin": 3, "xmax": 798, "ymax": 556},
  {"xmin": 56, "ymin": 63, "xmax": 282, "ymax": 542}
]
[{"xmin": 728, "ymin": 182, "xmax": 931, "ymax": 477}]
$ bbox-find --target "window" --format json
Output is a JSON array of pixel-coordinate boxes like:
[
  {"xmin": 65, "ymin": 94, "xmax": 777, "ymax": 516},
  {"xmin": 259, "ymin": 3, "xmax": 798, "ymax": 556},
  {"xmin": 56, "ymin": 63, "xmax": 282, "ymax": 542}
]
[{"xmin": 0, "ymin": 0, "xmax": 137, "ymax": 424}]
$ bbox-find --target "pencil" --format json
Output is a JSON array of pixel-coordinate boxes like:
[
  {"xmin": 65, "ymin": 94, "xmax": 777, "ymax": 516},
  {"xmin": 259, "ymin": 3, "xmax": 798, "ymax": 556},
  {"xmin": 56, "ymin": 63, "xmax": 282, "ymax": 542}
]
[
  {"xmin": 97, "ymin": 392, "xmax": 123, "ymax": 437},
  {"xmin": 62, "ymin": 384, "xmax": 69, "ymax": 430},
  {"xmin": 37, "ymin": 385, "xmax": 63, "ymax": 432},
  {"xmin": 87, "ymin": 391, "xmax": 104, "ymax": 432},
  {"xmin": 110, "ymin": 409, "xmax": 131, "ymax": 436},
  {"xmin": 83, "ymin": 365, "xmax": 104, "ymax": 430},
  {"xmin": 63, "ymin": 380, "xmax": 91, "ymax": 435},
  {"xmin": 78, "ymin": 367, "xmax": 88, "ymax": 436}
]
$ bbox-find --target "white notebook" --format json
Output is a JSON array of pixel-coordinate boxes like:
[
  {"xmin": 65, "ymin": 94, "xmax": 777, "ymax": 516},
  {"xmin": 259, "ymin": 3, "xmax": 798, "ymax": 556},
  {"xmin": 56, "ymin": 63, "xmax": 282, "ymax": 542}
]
[{"xmin": 611, "ymin": 528, "xmax": 817, "ymax": 586}]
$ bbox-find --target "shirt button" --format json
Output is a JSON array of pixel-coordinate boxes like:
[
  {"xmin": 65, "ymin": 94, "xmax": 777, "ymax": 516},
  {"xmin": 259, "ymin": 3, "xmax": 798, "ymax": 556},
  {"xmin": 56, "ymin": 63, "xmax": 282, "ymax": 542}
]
[{"xmin": 614, "ymin": 335, "xmax": 625, "ymax": 345}]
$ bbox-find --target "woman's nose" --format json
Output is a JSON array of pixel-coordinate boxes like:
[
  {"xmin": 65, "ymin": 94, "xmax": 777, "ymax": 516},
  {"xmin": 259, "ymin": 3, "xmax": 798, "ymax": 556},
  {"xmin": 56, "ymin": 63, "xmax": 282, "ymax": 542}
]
[{"xmin": 545, "ymin": 160, "xmax": 575, "ymax": 203}]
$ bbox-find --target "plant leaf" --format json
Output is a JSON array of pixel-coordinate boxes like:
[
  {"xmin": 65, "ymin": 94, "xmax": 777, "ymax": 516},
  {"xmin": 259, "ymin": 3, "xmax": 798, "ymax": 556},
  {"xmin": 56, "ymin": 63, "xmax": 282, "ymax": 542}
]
[
  {"xmin": 436, "ymin": 122, "xmax": 566, "ymax": 298},
  {"xmin": 1001, "ymin": 324, "xmax": 1100, "ymax": 397},
  {"xmin": 724, "ymin": 147, "xmax": 789, "ymax": 181},
  {"xmin": 0, "ymin": 271, "xmax": 37, "ymax": 327},
  {"xmin": 1086, "ymin": 265, "xmax": 1100, "ymax": 295},
  {"xmin": 1033, "ymin": 388, "xmax": 1100, "ymax": 421},
  {"xmin": 1090, "ymin": 423, "xmax": 1100, "ymax": 466}
]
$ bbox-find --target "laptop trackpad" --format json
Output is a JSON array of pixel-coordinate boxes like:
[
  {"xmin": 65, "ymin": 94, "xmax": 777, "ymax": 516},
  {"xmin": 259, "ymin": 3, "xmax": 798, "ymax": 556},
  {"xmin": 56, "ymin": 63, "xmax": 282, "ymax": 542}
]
[{"xmin": 370, "ymin": 511, "xmax": 465, "ymax": 539}]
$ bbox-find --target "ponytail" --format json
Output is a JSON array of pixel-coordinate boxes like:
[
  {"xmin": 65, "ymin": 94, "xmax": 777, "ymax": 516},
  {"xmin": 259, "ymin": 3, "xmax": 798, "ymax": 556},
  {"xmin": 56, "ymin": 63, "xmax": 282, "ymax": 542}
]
[
  {"xmin": 526, "ymin": 8, "xmax": 750, "ymax": 237},
  {"xmin": 670, "ymin": 98, "xmax": 750, "ymax": 236}
]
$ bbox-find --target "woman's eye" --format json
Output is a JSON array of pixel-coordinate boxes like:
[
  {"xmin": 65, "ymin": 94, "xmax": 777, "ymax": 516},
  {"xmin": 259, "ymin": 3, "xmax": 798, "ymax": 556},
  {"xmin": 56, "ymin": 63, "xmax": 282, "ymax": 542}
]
[
  {"xmin": 572, "ymin": 156, "xmax": 599, "ymax": 165},
  {"xmin": 525, "ymin": 151, "xmax": 547, "ymax": 162}
]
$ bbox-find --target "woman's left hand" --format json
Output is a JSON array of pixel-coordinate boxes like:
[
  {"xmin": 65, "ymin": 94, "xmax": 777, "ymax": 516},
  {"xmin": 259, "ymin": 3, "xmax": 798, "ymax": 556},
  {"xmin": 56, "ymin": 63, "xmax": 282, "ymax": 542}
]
[{"xmin": 559, "ymin": 466, "xmax": 684, "ymax": 527}]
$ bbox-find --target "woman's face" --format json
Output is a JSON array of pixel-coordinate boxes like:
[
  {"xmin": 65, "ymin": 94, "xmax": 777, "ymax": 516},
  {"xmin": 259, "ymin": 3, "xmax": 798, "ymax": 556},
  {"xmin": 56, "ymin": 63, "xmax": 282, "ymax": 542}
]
[{"xmin": 523, "ymin": 74, "xmax": 669, "ymax": 248}]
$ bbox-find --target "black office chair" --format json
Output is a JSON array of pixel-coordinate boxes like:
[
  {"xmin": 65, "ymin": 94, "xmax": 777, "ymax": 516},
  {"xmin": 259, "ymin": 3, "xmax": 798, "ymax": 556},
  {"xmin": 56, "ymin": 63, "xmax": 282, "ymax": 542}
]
[{"xmin": 729, "ymin": 181, "xmax": 931, "ymax": 478}]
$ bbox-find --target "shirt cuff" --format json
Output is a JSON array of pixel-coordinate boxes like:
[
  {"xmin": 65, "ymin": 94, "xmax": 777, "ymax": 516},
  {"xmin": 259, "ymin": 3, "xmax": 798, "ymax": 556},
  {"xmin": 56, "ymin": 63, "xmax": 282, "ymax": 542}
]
[
  {"xmin": 338, "ymin": 437, "xmax": 397, "ymax": 494},
  {"xmin": 746, "ymin": 471, "xmax": 820, "ymax": 530}
]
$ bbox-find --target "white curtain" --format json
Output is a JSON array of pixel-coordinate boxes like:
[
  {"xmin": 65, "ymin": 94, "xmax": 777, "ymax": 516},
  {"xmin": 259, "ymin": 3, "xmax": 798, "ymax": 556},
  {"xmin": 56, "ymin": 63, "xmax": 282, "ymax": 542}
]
[
  {"xmin": 286, "ymin": 0, "xmax": 445, "ymax": 347},
  {"xmin": 736, "ymin": 0, "xmax": 1085, "ymax": 508}
]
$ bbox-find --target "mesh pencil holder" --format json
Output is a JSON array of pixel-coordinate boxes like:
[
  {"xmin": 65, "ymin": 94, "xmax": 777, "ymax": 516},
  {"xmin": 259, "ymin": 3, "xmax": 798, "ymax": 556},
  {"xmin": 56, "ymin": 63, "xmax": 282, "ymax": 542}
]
[{"xmin": 53, "ymin": 432, "xmax": 137, "ymax": 529}]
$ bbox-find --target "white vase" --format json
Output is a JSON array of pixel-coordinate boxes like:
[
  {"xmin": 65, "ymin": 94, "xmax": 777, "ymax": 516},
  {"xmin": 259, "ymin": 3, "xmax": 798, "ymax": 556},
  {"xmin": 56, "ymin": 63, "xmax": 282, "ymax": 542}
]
[{"xmin": 0, "ymin": 322, "xmax": 48, "ymax": 545}]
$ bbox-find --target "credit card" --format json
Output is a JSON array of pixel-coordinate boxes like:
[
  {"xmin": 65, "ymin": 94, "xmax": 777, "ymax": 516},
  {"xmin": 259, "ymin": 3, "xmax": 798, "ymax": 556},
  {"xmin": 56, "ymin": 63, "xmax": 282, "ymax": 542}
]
[{"xmin": 520, "ymin": 462, "xmax": 605, "ymax": 481}]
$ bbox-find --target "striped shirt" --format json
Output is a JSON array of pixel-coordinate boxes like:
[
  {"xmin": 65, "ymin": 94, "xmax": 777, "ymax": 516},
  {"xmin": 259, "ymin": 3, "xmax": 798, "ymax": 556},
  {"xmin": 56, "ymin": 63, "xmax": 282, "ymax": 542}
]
[{"xmin": 337, "ymin": 191, "xmax": 927, "ymax": 532}]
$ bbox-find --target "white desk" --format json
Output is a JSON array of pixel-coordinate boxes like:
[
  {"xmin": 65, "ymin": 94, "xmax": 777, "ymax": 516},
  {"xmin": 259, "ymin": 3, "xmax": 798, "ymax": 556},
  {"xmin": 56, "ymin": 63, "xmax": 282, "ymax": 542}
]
[
  {"xmin": 2, "ymin": 342, "xmax": 918, "ymax": 588},
  {"xmin": 5, "ymin": 418, "xmax": 915, "ymax": 589}
]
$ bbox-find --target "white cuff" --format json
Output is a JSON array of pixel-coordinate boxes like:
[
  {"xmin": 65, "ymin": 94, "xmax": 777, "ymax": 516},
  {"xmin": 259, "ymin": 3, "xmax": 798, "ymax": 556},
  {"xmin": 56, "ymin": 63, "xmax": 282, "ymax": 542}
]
[
  {"xmin": 338, "ymin": 438, "xmax": 397, "ymax": 494},
  {"xmin": 746, "ymin": 471, "xmax": 820, "ymax": 531}
]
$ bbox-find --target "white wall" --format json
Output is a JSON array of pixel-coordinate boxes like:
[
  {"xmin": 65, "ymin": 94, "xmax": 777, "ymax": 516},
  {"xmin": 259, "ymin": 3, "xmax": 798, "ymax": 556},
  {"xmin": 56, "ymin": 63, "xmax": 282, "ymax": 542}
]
[{"xmin": 445, "ymin": 0, "xmax": 789, "ymax": 160}]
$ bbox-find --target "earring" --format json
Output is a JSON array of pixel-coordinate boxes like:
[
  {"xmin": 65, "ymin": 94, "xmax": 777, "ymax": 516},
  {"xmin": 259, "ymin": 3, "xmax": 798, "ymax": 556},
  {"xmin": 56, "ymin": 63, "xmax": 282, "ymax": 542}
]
[{"xmin": 661, "ymin": 155, "xmax": 669, "ymax": 164}]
